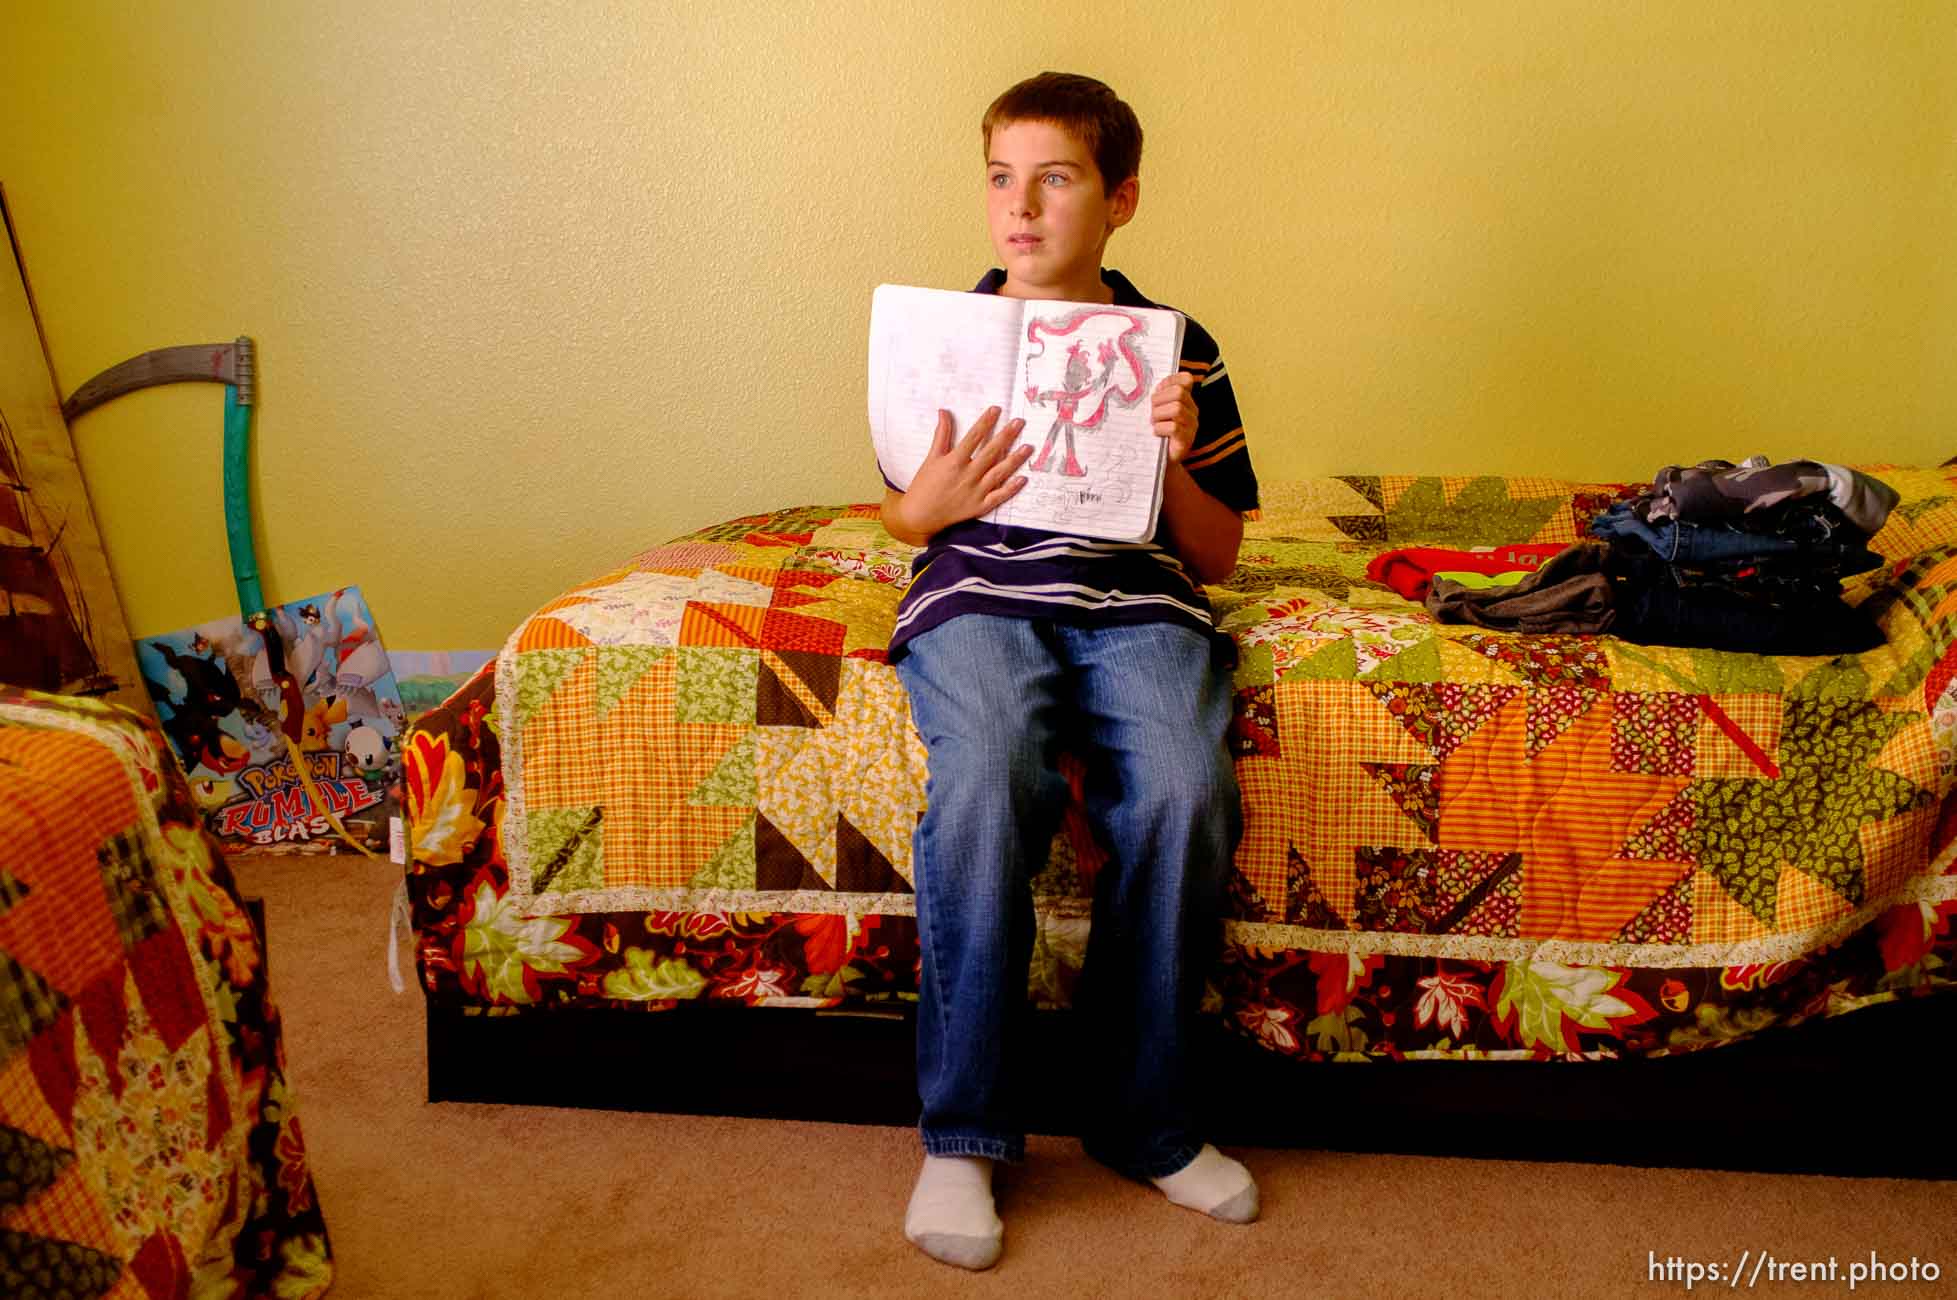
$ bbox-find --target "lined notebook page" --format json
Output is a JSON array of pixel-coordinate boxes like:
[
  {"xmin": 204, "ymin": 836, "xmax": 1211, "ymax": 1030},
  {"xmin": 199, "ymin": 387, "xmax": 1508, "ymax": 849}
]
[
  {"xmin": 990, "ymin": 299, "xmax": 1179, "ymax": 540},
  {"xmin": 867, "ymin": 284, "xmax": 1180, "ymax": 541},
  {"xmin": 867, "ymin": 285, "xmax": 1022, "ymax": 492}
]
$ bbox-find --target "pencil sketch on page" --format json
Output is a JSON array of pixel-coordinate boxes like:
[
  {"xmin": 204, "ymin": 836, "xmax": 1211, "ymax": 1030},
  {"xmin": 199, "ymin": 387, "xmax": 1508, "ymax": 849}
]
[{"xmin": 1013, "ymin": 305, "xmax": 1156, "ymax": 523}]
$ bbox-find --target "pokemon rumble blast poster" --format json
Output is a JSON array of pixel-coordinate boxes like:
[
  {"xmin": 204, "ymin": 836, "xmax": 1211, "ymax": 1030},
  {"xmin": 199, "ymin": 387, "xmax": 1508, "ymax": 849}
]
[{"xmin": 137, "ymin": 586, "xmax": 404, "ymax": 852}]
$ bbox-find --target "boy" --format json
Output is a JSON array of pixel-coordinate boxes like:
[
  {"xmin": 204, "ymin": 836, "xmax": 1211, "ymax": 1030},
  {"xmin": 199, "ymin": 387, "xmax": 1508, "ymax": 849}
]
[{"xmin": 878, "ymin": 72, "xmax": 1261, "ymax": 1271}]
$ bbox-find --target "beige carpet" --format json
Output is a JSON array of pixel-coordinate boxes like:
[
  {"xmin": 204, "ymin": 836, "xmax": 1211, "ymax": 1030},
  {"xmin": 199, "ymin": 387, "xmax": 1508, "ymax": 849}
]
[{"xmin": 231, "ymin": 852, "xmax": 1957, "ymax": 1300}]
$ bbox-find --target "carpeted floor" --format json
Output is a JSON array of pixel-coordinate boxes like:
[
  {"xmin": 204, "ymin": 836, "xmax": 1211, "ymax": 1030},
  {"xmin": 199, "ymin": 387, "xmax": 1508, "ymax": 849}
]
[{"xmin": 231, "ymin": 851, "xmax": 1957, "ymax": 1299}]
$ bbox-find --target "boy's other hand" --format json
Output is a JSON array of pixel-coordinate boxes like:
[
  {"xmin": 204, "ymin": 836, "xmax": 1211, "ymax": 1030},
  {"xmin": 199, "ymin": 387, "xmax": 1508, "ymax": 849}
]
[
  {"xmin": 1152, "ymin": 372, "xmax": 1198, "ymax": 462},
  {"xmin": 892, "ymin": 407, "xmax": 1033, "ymax": 540}
]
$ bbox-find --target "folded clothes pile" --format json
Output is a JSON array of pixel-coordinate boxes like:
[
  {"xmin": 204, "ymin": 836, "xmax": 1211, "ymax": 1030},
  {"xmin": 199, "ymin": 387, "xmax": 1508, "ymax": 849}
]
[{"xmin": 1425, "ymin": 457, "xmax": 1897, "ymax": 655}]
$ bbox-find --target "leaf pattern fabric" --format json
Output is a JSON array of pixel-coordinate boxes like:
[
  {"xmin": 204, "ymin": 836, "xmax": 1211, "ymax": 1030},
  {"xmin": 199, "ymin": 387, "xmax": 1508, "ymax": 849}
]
[{"xmin": 406, "ymin": 473, "xmax": 1957, "ymax": 1061}]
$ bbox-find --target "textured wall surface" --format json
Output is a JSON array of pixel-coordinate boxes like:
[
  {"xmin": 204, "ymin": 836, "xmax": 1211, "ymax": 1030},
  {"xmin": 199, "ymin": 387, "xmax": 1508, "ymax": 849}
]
[{"xmin": 3, "ymin": 2, "xmax": 1954, "ymax": 649}]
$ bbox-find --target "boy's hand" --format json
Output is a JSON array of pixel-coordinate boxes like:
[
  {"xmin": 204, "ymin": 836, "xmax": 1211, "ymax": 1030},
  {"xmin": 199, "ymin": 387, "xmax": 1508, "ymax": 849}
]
[
  {"xmin": 1152, "ymin": 372, "xmax": 1198, "ymax": 462},
  {"xmin": 890, "ymin": 407, "xmax": 1033, "ymax": 540}
]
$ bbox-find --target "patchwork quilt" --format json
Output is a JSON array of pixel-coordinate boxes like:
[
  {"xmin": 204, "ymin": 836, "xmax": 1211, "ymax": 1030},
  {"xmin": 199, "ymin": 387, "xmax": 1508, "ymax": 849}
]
[
  {"xmin": 405, "ymin": 471, "xmax": 1957, "ymax": 1059},
  {"xmin": 0, "ymin": 688, "xmax": 331, "ymax": 1297}
]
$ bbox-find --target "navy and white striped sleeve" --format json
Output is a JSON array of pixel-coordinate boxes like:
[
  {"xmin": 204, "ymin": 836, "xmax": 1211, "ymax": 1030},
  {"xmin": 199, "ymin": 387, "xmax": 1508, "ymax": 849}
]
[{"xmin": 1175, "ymin": 319, "xmax": 1259, "ymax": 518}]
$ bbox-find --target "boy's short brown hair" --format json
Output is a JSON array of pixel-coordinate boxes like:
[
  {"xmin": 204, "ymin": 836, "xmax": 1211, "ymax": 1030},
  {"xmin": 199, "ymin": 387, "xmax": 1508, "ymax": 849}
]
[{"xmin": 982, "ymin": 72, "xmax": 1143, "ymax": 193}]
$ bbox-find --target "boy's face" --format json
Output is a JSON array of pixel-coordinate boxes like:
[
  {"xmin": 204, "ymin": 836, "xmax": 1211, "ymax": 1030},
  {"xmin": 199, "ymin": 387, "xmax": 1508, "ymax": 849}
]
[{"xmin": 985, "ymin": 118, "xmax": 1137, "ymax": 301}]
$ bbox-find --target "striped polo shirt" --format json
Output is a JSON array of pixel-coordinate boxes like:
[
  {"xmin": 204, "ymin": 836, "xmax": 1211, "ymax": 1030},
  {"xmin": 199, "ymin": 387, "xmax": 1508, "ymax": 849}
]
[{"xmin": 880, "ymin": 268, "xmax": 1259, "ymax": 661}]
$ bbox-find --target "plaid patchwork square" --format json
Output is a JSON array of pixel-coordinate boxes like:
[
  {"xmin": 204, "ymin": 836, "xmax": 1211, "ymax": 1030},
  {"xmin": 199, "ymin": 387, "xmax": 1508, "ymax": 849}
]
[
  {"xmin": 520, "ymin": 653, "xmax": 750, "ymax": 891},
  {"xmin": 1859, "ymin": 803, "xmax": 1941, "ymax": 902},
  {"xmin": 1690, "ymin": 868, "xmax": 1770, "ymax": 944},
  {"xmin": 1697, "ymin": 693, "xmax": 1783, "ymax": 779},
  {"xmin": 1773, "ymin": 863, "xmax": 1856, "ymax": 933},
  {"xmin": 1231, "ymin": 755, "xmax": 1295, "ymax": 916},
  {"xmin": 1870, "ymin": 700, "xmax": 1940, "ymax": 788}
]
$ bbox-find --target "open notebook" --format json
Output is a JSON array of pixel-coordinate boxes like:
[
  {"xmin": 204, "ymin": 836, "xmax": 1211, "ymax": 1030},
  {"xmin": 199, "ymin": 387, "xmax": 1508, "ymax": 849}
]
[{"xmin": 868, "ymin": 283, "xmax": 1185, "ymax": 542}]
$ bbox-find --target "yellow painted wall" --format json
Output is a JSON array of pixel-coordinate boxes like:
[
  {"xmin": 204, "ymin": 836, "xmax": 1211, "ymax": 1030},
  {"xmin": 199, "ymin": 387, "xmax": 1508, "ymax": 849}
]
[{"xmin": 3, "ymin": 2, "xmax": 1953, "ymax": 651}]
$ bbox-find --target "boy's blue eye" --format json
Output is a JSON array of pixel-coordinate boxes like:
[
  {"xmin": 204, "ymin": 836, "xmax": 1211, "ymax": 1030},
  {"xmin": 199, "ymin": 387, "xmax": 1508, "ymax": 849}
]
[{"xmin": 1042, "ymin": 173, "xmax": 1067, "ymax": 186}]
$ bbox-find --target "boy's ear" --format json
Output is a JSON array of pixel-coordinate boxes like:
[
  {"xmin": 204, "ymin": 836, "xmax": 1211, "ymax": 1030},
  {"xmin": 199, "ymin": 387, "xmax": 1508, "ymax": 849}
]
[{"xmin": 1107, "ymin": 175, "xmax": 1139, "ymax": 231}]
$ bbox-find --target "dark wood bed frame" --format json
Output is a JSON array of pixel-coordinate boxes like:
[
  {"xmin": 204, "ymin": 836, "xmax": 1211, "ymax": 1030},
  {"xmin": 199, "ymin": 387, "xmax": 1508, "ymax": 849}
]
[{"xmin": 426, "ymin": 994, "xmax": 1956, "ymax": 1178}]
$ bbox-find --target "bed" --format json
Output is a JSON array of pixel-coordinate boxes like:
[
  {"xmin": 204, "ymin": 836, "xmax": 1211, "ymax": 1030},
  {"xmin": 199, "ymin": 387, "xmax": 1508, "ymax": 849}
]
[
  {"xmin": 0, "ymin": 686, "xmax": 332, "ymax": 1298},
  {"xmin": 403, "ymin": 469, "xmax": 1957, "ymax": 1174}
]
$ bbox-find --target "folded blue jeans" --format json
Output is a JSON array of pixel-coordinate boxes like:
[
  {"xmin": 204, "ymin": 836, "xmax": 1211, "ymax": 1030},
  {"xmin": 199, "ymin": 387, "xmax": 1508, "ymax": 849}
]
[
  {"xmin": 893, "ymin": 614, "xmax": 1240, "ymax": 1178},
  {"xmin": 1589, "ymin": 499, "xmax": 1881, "ymax": 575}
]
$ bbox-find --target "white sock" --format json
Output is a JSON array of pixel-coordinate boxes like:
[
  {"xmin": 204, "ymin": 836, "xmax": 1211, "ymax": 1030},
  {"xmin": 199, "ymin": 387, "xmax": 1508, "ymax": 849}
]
[
  {"xmin": 1151, "ymin": 1144, "xmax": 1259, "ymax": 1223},
  {"xmin": 904, "ymin": 1155, "xmax": 1003, "ymax": 1270}
]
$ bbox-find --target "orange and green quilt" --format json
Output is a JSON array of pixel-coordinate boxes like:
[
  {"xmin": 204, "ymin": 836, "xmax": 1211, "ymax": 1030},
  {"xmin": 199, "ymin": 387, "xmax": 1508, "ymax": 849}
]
[
  {"xmin": 405, "ymin": 470, "xmax": 1957, "ymax": 1059},
  {"xmin": 0, "ymin": 687, "xmax": 330, "ymax": 1298}
]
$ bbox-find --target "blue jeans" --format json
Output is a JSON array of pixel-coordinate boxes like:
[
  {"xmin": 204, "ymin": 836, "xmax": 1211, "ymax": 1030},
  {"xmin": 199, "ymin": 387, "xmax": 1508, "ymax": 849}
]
[
  {"xmin": 893, "ymin": 614, "xmax": 1241, "ymax": 1178},
  {"xmin": 1589, "ymin": 499, "xmax": 1875, "ymax": 570}
]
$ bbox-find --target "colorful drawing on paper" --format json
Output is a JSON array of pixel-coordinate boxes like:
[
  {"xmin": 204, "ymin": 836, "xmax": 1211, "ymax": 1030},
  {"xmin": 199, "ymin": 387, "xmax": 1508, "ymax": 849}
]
[
  {"xmin": 1020, "ymin": 306, "xmax": 1154, "ymax": 480},
  {"xmin": 137, "ymin": 586, "xmax": 404, "ymax": 851}
]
